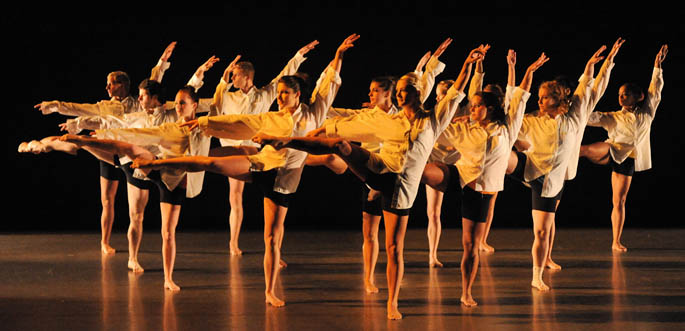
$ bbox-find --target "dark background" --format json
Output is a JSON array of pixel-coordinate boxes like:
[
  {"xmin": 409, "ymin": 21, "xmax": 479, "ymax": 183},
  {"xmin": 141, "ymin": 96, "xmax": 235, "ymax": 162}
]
[{"xmin": 5, "ymin": 11, "xmax": 684, "ymax": 233}]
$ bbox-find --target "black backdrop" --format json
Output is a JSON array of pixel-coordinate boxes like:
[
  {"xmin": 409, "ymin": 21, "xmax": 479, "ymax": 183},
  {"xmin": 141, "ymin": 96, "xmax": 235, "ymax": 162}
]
[{"xmin": 6, "ymin": 12, "xmax": 684, "ymax": 232}]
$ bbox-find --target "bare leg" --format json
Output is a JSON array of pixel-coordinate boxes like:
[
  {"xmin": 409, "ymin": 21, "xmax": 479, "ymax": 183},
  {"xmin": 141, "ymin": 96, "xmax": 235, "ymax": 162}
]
[
  {"xmin": 421, "ymin": 162, "xmax": 451, "ymax": 192},
  {"xmin": 362, "ymin": 211, "xmax": 381, "ymax": 294},
  {"xmin": 480, "ymin": 192, "xmax": 498, "ymax": 253},
  {"xmin": 277, "ymin": 219, "xmax": 287, "ymax": 269},
  {"xmin": 580, "ymin": 142, "xmax": 611, "ymax": 165},
  {"xmin": 228, "ymin": 178, "xmax": 245, "ymax": 256},
  {"xmin": 134, "ymin": 155, "xmax": 253, "ymax": 181},
  {"xmin": 384, "ymin": 211, "xmax": 409, "ymax": 320},
  {"xmin": 425, "ymin": 184, "xmax": 444, "ymax": 267},
  {"xmin": 263, "ymin": 197, "xmax": 287, "ymax": 307},
  {"xmin": 161, "ymin": 202, "xmax": 182, "ymax": 291},
  {"xmin": 126, "ymin": 183, "xmax": 149, "ymax": 273},
  {"xmin": 545, "ymin": 201, "xmax": 562, "ymax": 270},
  {"xmin": 100, "ymin": 177, "xmax": 118, "ymax": 255},
  {"xmin": 461, "ymin": 218, "xmax": 487, "ymax": 307},
  {"xmin": 18, "ymin": 136, "xmax": 79, "ymax": 155},
  {"xmin": 531, "ymin": 210, "xmax": 554, "ymax": 291},
  {"xmin": 305, "ymin": 154, "xmax": 349, "ymax": 175},
  {"xmin": 611, "ymin": 172, "xmax": 632, "ymax": 252}
]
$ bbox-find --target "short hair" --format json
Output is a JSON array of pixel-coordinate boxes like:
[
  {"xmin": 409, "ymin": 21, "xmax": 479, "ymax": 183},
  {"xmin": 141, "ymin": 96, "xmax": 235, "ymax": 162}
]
[
  {"xmin": 177, "ymin": 85, "xmax": 199, "ymax": 103},
  {"xmin": 138, "ymin": 78, "xmax": 166, "ymax": 104},
  {"xmin": 108, "ymin": 71, "xmax": 130, "ymax": 92},
  {"xmin": 474, "ymin": 91, "xmax": 506, "ymax": 126},
  {"xmin": 236, "ymin": 61, "xmax": 255, "ymax": 80},
  {"xmin": 539, "ymin": 80, "xmax": 571, "ymax": 114}
]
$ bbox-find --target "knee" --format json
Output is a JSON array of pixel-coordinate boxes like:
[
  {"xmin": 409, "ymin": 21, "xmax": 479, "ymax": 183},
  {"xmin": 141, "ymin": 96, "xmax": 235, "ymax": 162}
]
[
  {"xmin": 161, "ymin": 229, "xmax": 174, "ymax": 242},
  {"xmin": 229, "ymin": 195, "xmax": 243, "ymax": 209},
  {"xmin": 533, "ymin": 228, "xmax": 548, "ymax": 240},
  {"xmin": 427, "ymin": 209, "xmax": 441, "ymax": 223},
  {"xmin": 129, "ymin": 210, "xmax": 144, "ymax": 223},
  {"xmin": 101, "ymin": 196, "xmax": 116, "ymax": 209},
  {"xmin": 363, "ymin": 231, "xmax": 377, "ymax": 244},
  {"xmin": 264, "ymin": 234, "xmax": 277, "ymax": 249},
  {"xmin": 612, "ymin": 194, "xmax": 627, "ymax": 208},
  {"xmin": 386, "ymin": 243, "xmax": 401, "ymax": 261}
]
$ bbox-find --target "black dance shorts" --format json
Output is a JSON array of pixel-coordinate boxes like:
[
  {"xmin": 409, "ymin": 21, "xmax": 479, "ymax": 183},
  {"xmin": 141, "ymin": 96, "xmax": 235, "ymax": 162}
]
[
  {"xmin": 120, "ymin": 162, "xmax": 155, "ymax": 190},
  {"xmin": 146, "ymin": 170, "xmax": 186, "ymax": 205},
  {"xmin": 365, "ymin": 172, "xmax": 410, "ymax": 216},
  {"xmin": 445, "ymin": 165, "xmax": 494, "ymax": 223},
  {"xmin": 251, "ymin": 169, "xmax": 292, "ymax": 208},
  {"xmin": 609, "ymin": 157, "xmax": 635, "ymax": 177},
  {"xmin": 99, "ymin": 160, "xmax": 124, "ymax": 181},
  {"xmin": 508, "ymin": 151, "xmax": 564, "ymax": 213},
  {"xmin": 361, "ymin": 184, "xmax": 383, "ymax": 216}
]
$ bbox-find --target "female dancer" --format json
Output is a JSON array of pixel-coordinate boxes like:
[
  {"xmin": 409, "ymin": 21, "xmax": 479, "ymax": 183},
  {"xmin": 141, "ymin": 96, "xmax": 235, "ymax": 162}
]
[
  {"xmin": 580, "ymin": 44, "xmax": 667, "ymax": 252},
  {"xmin": 131, "ymin": 34, "xmax": 358, "ymax": 306},
  {"xmin": 506, "ymin": 40, "xmax": 622, "ymax": 291},
  {"xmin": 422, "ymin": 51, "xmax": 548, "ymax": 306},
  {"xmin": 253, "ymin": 44, "xmax": 485, "ymax": 319}
]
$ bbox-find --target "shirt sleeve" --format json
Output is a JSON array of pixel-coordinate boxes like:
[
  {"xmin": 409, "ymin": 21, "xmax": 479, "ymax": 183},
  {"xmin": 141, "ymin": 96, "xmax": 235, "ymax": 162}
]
[
  {"xmin": 210, "ymin": 78, "xmax": 232, "ymax": 116},
  {"xmin": 587, "ymin": 61, "xmax": 616, "ymax": 112},
  {"xmin": 197, "ymin": 112, "xmax": 293, "ymax": 140},
  {"xmin": 255, "ymin": 52, "xmax": 307, "ymax": 109},
  {"xmin": 644, "ymin": 67, "xmax": 664, "ymax": 118},
  {"xmin": 434, "ymin": 85, "xmax": 467, "ymax": 133},
  {"xmin": 468, "ymin": 71, "xmax": 484, "ymax": 101},
  {"xmin": 309, "ymin": 65, "xmax": 343, "ymax": 126},
  {"xmin": 324, "ymin": 110, "xmax": 408, "ymax": 144},
  {"xmin": 40, "ymin": 99, "xmax": 126, "ymax": 117},
  {"xmin": 150, "ymin": 59, "xmax": 171, "ymax": 83},
  {"xmin": 506, "ymin": 87, "xmax": 531, "ymax": 147},
  {"xmin": 420, "ymin": 56, "xmax": 446, "ymax": 104},
  {"xmin": 565, "ymin": 74, "xmax": 594, "ymax": 126},
  {"xmin": 587, "ymin": 111, "xmax": 617, "ymax": 130}
]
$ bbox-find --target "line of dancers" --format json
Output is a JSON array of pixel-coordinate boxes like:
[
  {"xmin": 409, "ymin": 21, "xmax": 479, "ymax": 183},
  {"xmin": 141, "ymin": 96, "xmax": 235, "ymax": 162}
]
[{"xmin": 19, "ymin": 34, "xmax": 667, "ymax": 320}]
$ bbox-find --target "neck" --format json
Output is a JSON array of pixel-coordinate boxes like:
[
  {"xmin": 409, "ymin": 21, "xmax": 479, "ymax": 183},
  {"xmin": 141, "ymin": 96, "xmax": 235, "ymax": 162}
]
[
  {"xmin": 240, "ymin": 82, "xmax": 254, "ymax": 93},
  {"xmin": 378, "ymin": 100, "xmax": 392, "ymax": 113},
  {"xmin": 402, "ymin": 105, "xmax": 418, "ymax": 120}
]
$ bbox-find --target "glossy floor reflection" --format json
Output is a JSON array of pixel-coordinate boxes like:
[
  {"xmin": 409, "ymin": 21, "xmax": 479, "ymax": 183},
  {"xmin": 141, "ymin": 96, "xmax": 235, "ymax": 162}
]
[{"xmin": 1, "ymin": 228, "xmax": 684, "ymax": 330}]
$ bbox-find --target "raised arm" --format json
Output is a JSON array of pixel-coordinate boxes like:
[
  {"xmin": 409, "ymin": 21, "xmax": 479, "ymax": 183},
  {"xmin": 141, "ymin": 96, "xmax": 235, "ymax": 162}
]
[
  {"xmin": 150, "ymin": 41, "xmax": 177, "ymax": 82},
  {"xmin": 505, "ymin": 53, "xmax": 546, "ymax": 143},
  {"xmin": 567, "ymin": 45, "xmax": 607, "ymax": 122},
  {"xmin": 419, "ymin": 38, "xmax": 451, "ymax": 103},
  {"xmin": 453, "ymin": 45, "xmax": 488, "ymax": 93},
  {"xmin": 646, "ymin": 44, "xmax": 668, "ymax": 117},
  {"xmin": 187, "ymin": 55, "xmax": 220, "ymax": 91},
  {"xmin": 588, "ymin": 38, "xmax": 625, "ymax": 112},
  {"xmin": 507, "ymin": 49, "xmax": 517, "ymax": 87}
]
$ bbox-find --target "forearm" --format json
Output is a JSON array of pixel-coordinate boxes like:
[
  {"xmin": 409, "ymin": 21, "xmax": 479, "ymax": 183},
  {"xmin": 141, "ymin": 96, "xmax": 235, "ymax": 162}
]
[{"xmin": 148, "ymin": 156, "xmax": 215, "ymax": 173}]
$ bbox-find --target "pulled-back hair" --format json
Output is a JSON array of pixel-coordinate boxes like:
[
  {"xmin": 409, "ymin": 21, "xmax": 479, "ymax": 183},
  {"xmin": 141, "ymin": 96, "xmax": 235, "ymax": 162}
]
[
  {"xmin": 138, "ymin": 78, "xmax": 166, "ymax": 104},
  {"xmin": 475, "ymin": 91, "xmax": 506, "ymax": 126},
  {"xmin": 177, "ymin": 85, "xmax": 199, "ymax": 103},
  {"xmin": 372, "ymin": 75, "xmax": 397, "ymax": 107},
  {"xmin": 483, "ymin": 84, "xmax": 505, "ymax": 108},
  {"xmin": 620, "ymin": 82, "xmax": 646, "ymax": 109},
  {"xmin": 109, "ymin": 71, "xmax": 131, "ymax": 92},
  {"xmin": 279, "ymin": 73, "xmax": 312, "ymax": 105},
  {"xmin": 539, "ymin": 80, "xmax": 571, "ymax": 114},
  {"xmin": 398, "ymin": 72, "xmax": 430, "ymax": 118}
]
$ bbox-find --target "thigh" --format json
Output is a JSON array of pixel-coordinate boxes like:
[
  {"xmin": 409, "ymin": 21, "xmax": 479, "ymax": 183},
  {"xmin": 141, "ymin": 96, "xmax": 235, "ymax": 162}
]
[
  {"xmin": 383, "ymin": 212, "xmax": 409, "ymax": 249},
  {"xmin": 211, "ymin": 156, "xmax": 253, "ymax": 181},
  {"xmin": 611, "ymin": 171, "xmax": 633, "ymax": 198},
  {"xmin": 421, "ymin": 162, "xmax": 451, "ymax": 192}
]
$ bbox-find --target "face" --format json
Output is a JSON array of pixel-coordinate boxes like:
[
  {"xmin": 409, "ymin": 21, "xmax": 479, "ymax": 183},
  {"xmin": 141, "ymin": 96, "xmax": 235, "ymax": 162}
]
[
  {"xmin": 138, "ymin": 88, "xmax": 160, "ymax": 111},
  {"xmin": 174, "ymin": 90, "xmax": 197, "ymax": 120},
  {"xmin": 368, "ymin": 81, "xmax": 391, "ymax": 107},
  {"xmin": 470, "ymin": 95, "xmax": 488, "ymax": 122},
  {"xmin": 618, "ymin": 85, "xmax": 640, "ymax": 109},
  {"xmin": 106, "ymin": 74, "xmax": 127, "ymax": 100},
  {"xmin": 435, "ymin": 84, "xmax": 449, "ymax": 103},
  {"xmin": 395, "ymin": 79, "xmax": 418, "ymax": 108},
  {"xmin": 538, "ymin": 87, "xmax": 560, "ymax": 114},
  {"xmin": 231, "ymin": 68, "xmax": 250, "ymax": 90},
  {"xmin": 276, "ymin": 82, "xmax": 300, "ymax": 110}
]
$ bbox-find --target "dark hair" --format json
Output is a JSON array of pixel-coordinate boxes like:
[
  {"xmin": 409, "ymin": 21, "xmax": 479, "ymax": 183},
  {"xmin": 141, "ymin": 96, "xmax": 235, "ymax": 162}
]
[
  {"xmin": 236, "ymin": 61, "xmax": 255, "ymax": 80},
  {"xmin": 483, "ymin": 84, "xmax": 505, "ymax": 108},
  {"xmin": 372, "ymin": 76, "xmax": 397, "ymax": 107},
  {"xmin": 620, "ymin": 83, "xmax": 646, "ymax": 109},
  {"xmin": 138, "ymin": 78, "xmax": 166, "ymax": 104},
  {"xmin": 279, "ymin": 73, "xmax": 311, "ymax": 105},
  {"xmin": 177, "ymin": 85, "xmax": 199, "ymax": 103},
  {"xmin": 475, "ymin": 91, "xmax": 506, "ymax": 126},
  {"xmin": 109, "ymin": 71, "xmax": 131, "ymax": 93}
]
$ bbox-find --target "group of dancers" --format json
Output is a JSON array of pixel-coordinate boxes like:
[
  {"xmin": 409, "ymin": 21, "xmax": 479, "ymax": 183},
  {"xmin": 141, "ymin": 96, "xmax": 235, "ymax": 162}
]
[{"xmin": 19, "ymin": 34, "xmax": 667, "ymax": 320}]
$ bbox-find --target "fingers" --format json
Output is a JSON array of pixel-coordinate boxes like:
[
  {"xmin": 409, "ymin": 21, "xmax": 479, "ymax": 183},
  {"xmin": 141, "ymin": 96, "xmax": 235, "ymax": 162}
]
[
  {"xmin": 434, "ymin": 37, "xmax": 453, "ymax": 57},
  {"xmin": 34, "ymin": 103, "xmax": 42, "ymax": 109}
]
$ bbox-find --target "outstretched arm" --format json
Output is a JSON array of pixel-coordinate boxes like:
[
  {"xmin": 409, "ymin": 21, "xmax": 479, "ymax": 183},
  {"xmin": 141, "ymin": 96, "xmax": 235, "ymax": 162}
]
[
  {"xmin": 188, "ymin": 55, "xmax": 220, "ymax": 91},
  {"xmin": 507, "ymin": 49, "xmax": 516, "ymax": 87},
  {"xmin": 330, "ymin": 34, "xmax": 360, "ymax": 74},
  {"xmin": 519, "ymin": 53, "xmax": 549, "ymax": 92},
  {"xmin": 646, "ymin": 44, "xmax": 668, "ymax": 117},
  {"xmin": 453, "ymin": 44, "xmax": 489, "ymax": 93},
  {"xmin": 150, "ymin": 41, "xmax": 177, "ymax": 82},
  {"xmin": 420, "ymin": 38, "xmax": 452, "ymax": 103}
]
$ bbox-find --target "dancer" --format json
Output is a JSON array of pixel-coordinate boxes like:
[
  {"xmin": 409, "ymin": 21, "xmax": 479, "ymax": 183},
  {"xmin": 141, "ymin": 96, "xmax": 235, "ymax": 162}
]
[
  {"xmin": 580, "ymin": 44, "xmax": 667, "ymax": 252},
  {"xmin": 132, "ymin": 34, "xmax": 358, "ymax": 306},
  {"xmin": 422, "ymin": 51, "xmax": 548, "ymax": 306},
  {"xmin": 31, "ymin": 42, "xmax": 177, "ymax": 255},
  {"xmin": 209, "ymin": 40, "xmax": 319, "ymax": 256},
  {"xmin": 506, "ymin": 40, "xmax": 622, "ymax": 291},
  {"xmin": 254, "ymin": 44, "xmax": 485, "ymax": 319}
]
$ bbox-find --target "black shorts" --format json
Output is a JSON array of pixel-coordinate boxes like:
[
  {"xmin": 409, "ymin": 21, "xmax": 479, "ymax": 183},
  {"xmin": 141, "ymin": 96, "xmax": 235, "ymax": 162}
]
[
  {"xmin": 99, "ymin": 160, "xmax": 124, "ymax": 181},
  {"xmin": 146, "ymin": 170, "xmax": 186, "ymax": 205},
  {"xmin": 251, "ymin": 169, "xmax": 292, "ymax": 208},
  {"xmin": 361, "ymin": 184, "xmax": 383, "ymax": 216},
  {"xmin": 508, "ymin": 151, "xmax": 563, "ymax": 213},
  {"xmin": 364, "ymin": 172, "xmax": 410, "ymax": 216},
  {"xmin": 610, "ymin": 157, "xmax": 635, "ymax": 176},
  {"xmin": 120, "ymin": 162, "xmax": 155, "ymax": 190},
  {"xmin": 445, "ymin": 165, "xmax": 494, "ymax": 223}
]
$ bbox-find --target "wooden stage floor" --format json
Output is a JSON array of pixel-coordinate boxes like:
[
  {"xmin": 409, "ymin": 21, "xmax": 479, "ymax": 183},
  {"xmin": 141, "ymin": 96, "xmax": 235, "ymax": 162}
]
[{"xmin": 1, "ymin": 228, "xmax": 684, "ymax": 330}]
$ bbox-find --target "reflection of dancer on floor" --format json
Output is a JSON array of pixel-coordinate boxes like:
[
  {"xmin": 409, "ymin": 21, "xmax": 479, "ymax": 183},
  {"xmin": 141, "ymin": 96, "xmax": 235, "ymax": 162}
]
[
  {"xmin": 132, "ymin": 34, "xmax": 358, "ymax": 307},
  {"xmin": 422, "ymin": 51, "xmax": 546, "ymax": 306},
  {"xmin": 30, "ymin": 42, "xmax": 177, "ymax": 255},
  {"xmin": 506, "ymin": 40, "xmax": 622, "ymax": 292},
  {"xmin": 307, "ymin": 38, "xmax": 451, "ymax": 291},
  {"xmin": 580, "ymin": 44, "xmax": 667, "ymax": 252},
  {"xmin": 209, "ymin": 40, "xmax": 319, "ymax": 256},
  {"xmin": 254, "ymin": 44, "xmax": 483, "ymax": 319}
]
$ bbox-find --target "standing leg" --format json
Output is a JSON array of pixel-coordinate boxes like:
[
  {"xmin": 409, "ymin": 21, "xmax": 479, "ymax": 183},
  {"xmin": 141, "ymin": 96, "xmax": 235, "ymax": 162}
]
[
  {"xmin": 100, "ymin": 176, "xmax": 118, "ymax": 255},
  {"xmin": 263, "ymin": 197, "xmax": 288, "ymax": 307},
  {"xmin": 160, "ymin": 202, "xmax": 182, "ymax": 291},
  {"xmin": 425, "ymin": 184, "xmax": 444, "ymax": 267},
  {"xmin": 610, "ymin": 172, "xmax": 632, "ymax": 252},
  {"xmin": 545, "ymin": 203, "xmax": 562, "ymax": 270},
  {"xmin": 461, "ymin": 218, "xmax": 487, "ymax": 306},
  {"xmin": 127, "ymin": 183, "xmax": 149, "ymax": 273},
  {"xmin": 480, "ymin": 192, "xmax": 498, "ymax": 253},
  {"xmin": 383, "ymin": 211, "xmax": 409, "ymax": 320},
  {"xmin": 228, "ymin": 177, "xmax": 245, "ymax": 256},
  {"xmin": 362, "ymin": 212, "xmax": 381, "ymax": 293},
  {"xmin": 531, "ymin": 210, "xmax": 555, "ymax": 291}
]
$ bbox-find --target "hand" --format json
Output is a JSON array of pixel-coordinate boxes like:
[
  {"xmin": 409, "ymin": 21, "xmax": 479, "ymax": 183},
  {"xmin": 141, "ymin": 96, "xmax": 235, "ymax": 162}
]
[
  {"xmin": 655, "ymin": 44, "xmax": 668, "ymax": 68},
  {"xmin": 451, "ymin": 115, "xmax": 469, "ymax": 123},
  {"xmin": 196, "ymin": 55, "xmax": 220, "ymax": 79},
  {"xmin": 298, "ymin": 40, "xmax": 319, "ymax": 56},
  {"xmin": 507, "ymin": 49, "xmax": 516, "ymax": 66},
  {"xmin": 606, "ymin": 37, "xmax": 625, "ymax": 62},
  {"xmin": 466, "ymin": 44, "xmax": 490, "ymax": 64},
  {"xmin": 160, "ymin": 41, "xmax": 177, "ymax": 62},
  {"xmin": 415, "ymin": 51, "xmax": 431, "ymax": 72},
  {"xmin": 527, "ymin": 52, "xmax": 549, "ymax": 72},
  {"xmin": 588, "ymin": 45, "xmax": 607, "ymax": 66},
  {"xmin": 305, "ymin": 127, "xmax": 326, "ymax": 137},
  {"xmin": 433, "ymin": 37, "xmax": 453, "ymax": 59},
  {"xmin": 180, "ymin": 119, "xmax": 200, "ymax": 131},
  {"xmin": 222, "ymin": 54, "xmax": 242, "ymax": 82},
  {"xmin": 361, "ymin": 101, "xmax": 373, "ymax": 108},
  {"xmin": 34, "ymin": 103, "xmax": 44, "ymax": 111},
  {"xmin": 58, "ymin": 122, "xmax": 69, "ymax": 131},
  {"xmin": 337, "ymin": 33, "xmax": 361, "ymax": 55},
  {"xmin": 131, "ymin": 157, "xmax": 155, "ymax": 170}
]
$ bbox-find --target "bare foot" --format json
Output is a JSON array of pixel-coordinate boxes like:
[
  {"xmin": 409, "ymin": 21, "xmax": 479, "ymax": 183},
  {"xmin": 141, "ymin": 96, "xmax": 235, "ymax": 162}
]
[
  {"xmin": 612, "ymin": 242, "xmax": 628, "ymax": 252},
  {"xmin": 531, "ymin": 279, "xmax": 550, "ymax": 292},
  {"xmin": 364, "ymin": 281, "xmax": 379, "ymax": 294},
  {"xmin": 545, "ymin": 259, "xmax": 562, "ymax": 270},
  {"xmin": 165, "ymin": 280, "xmax": 181, "ymax": 291},
  {"xmin": 279, "ymin": 259, "xmax": 288, "ymax": 269},
  {"xmin": 101, "ymin": 242, "xmax": 116, "ymax": 255},
  {"xmin": 128, "ymin": 259, "xmax": 145, "ymax": 273},
  {"xmin": 335, "ymin": 140, "xmax": 352, "ymax": 156},
  {"xmin": 387, "ymin": 302, "xmax": 402, "ymax": 320},
  {"xmin": 429, "ymin": 257, "xmax": 443, "ymax": 268},
  {"xmin": 480, "ymin": 242, "xmax": 495, "ymax": 253},
  {"xmin": 265, "ymin": 292, "xmax": 285, "ymax": 307},
  {"xmin": 252, "ymin": 133, "xmax": 289, "ymax": 149},
  {"xmin": 460, "ymin": 295, "xmax": 478, "ymax": 307},
  {"xmin": 230, "ymin": 247, "xmax": 243, "ymax": 256}
]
